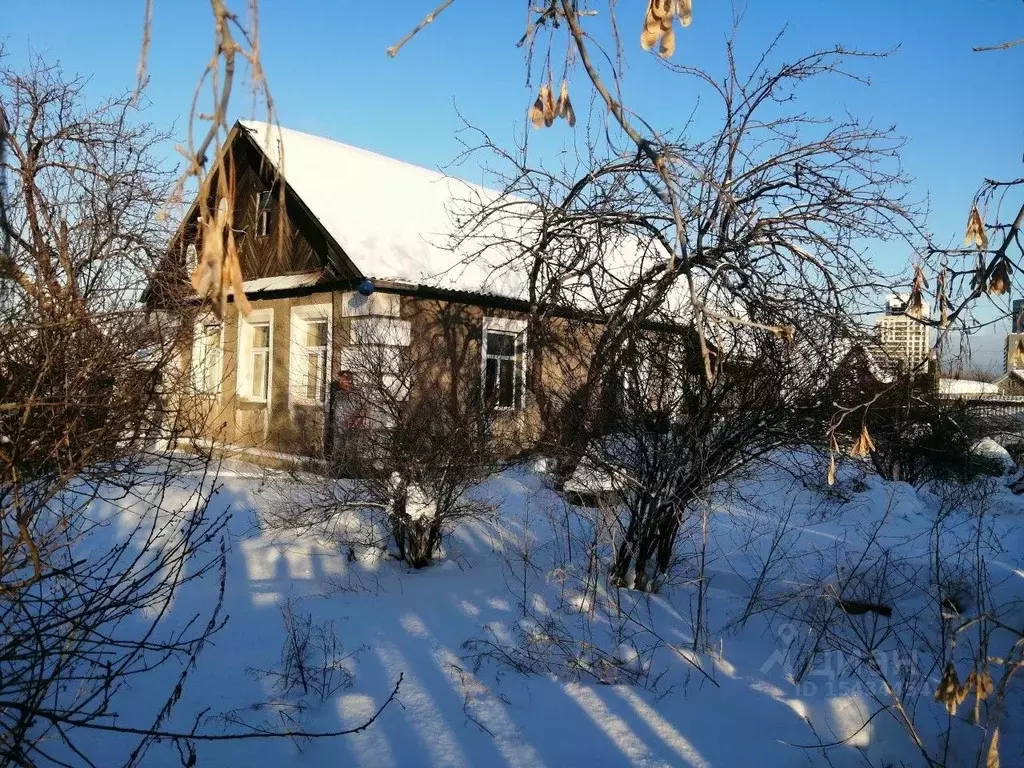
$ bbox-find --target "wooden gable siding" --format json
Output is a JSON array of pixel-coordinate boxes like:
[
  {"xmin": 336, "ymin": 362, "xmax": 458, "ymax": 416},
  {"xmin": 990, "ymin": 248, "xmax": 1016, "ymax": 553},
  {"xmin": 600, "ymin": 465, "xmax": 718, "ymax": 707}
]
[
  {"xmin": 149, "ymin": 126, "xmax": 362, "ymax": 313},
  {"xmin": 230, "ymin": 130, "xmax": 365, "ymax": 282},
  {"xmin": 229, "ymin": 137, "xmax": 324, "ymax": 279}
]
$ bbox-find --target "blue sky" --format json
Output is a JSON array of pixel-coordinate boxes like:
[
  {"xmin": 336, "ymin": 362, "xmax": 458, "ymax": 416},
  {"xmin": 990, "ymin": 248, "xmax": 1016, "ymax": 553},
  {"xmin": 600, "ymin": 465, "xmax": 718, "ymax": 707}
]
[{"xmin": 3, "ymin": 0, "xmax": 1023, "ymax": 366}]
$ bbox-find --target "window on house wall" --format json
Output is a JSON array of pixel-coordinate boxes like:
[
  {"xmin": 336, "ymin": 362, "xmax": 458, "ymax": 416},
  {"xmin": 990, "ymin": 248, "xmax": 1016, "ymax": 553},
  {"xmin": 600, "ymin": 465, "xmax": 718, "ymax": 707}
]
[
  {"xmin": 289, "ymin": 305, "xmax": 332, "ymax": 404},
  {"xmin": 255, "ymin": 190, "xmax": 272, "ymax": 237},
  {"xmin": 303, "ymin": 320, "xmax": 329, "ymax": 401},
  {"xmin": 249, "ymin": 322, "xmax": 271, "ymax": 400},
  {"xmin": 483, "ymin": 323, "xmax": 525, "ymax": 410},
  {"xmin": 238, "ymin": 311, "xmax": 274, "ymax": 402},
  {"xmin": 185, "ymin": 243, "xmax": 198, "ymax": 277},
  {"xmin": 192, "ymin": 321, "xmax": 222, "ymax": 394}
]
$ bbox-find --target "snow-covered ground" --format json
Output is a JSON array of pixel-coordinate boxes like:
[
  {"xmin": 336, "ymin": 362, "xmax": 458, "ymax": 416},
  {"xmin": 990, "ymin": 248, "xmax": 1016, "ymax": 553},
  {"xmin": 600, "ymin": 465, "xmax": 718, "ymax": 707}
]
[{"xmin": 79, "ymin": 456, "xmax": 1024, "ymax": 767}]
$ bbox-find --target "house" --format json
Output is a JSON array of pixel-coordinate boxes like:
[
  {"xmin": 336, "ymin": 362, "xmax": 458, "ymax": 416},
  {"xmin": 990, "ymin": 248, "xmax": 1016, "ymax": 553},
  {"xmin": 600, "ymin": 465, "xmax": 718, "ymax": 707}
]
[
  {"xmin": 148, "ymin": 121, "xmax": 631, "ymax": 465},
  {"xmin": 996, "ymin": 370, "xmax": 1024, "ymax": 396}
]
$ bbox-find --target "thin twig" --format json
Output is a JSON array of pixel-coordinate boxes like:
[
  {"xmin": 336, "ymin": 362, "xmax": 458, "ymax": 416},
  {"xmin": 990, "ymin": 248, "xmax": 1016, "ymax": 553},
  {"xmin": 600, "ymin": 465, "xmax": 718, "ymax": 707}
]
[
  {"xmin": 133, "ymin": 0, "xmax": 154, "ymax": 102},
  {"xmin": 387, "ymin": 0, "xmax": 458, "ymax": 57},
  {"xmin": 0, "ymin": 673, "xmax": 403, "ymax": 742},
  {"xmin": 973, "ymin": 38, "xmax": 1024, "ymax": 53}
]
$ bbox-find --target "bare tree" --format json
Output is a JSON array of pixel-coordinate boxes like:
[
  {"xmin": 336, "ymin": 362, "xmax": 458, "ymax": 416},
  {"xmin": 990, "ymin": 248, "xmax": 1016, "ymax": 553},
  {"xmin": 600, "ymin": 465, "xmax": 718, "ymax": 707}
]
[
  {"xmin": 0, "ymin": 56, "xmax": 396, "ymax": 766},
  {"xmin": 560, "ymin": 319, "xmax": 830, "ymax": 593},
  {"xmin": 448, "ymin": 31, "xmax": 919, "ymax": 482},
  {"xmin": 0, "ymin": 52, "xmax": 227, "ymax": 765}
]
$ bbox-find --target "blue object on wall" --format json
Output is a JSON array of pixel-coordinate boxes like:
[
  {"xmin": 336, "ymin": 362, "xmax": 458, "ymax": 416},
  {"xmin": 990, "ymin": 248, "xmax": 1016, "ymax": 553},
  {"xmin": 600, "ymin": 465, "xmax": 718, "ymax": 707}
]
[{"xmin": 357, "ymin": 278, "xmax": 375, "ymax": 296}]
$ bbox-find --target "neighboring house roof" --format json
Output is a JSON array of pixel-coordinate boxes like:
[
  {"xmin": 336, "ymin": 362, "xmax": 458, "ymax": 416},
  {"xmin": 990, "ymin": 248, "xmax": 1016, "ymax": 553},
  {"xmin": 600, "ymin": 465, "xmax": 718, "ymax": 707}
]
[
  {"xmin": 834, "ymin": 340, "xmax": 902, "ymax": 384},
  {"xmin": 239, "ymin": 121, "xmax": 539, "ymax": 300},
  {"xmin": 995, "ymin": 369, "xmax": 1024, "ymax": 387},
  {"xmin": 938, "ymin": 378, "xmax": 1001, "ymax": 396}
]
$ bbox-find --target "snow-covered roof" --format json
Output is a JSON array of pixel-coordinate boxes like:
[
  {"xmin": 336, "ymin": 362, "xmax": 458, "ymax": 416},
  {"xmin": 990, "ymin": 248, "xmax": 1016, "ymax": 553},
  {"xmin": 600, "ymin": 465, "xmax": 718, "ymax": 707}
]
[
  {"xmin": 831, "ymin": 339, "xmax": 898, "ymax": 384},
  {"xmin": 237, "ymin": 271, "xmax": 322, "ymax": 296},
  {"xmin": 938, "ymin": 378, "xmax": 1001, "ymax": 396},
  {"xmin": 239, "ymin": 121, "xmax": 538, "ymax": 300}
]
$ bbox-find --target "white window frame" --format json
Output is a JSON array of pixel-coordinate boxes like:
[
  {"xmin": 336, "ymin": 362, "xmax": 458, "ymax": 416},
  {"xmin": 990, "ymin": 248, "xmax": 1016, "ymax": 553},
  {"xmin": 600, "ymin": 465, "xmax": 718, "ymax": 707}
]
[
  {"xmin": 237, "ymin": 308, "xmax": 274, "ymax": 404},
  {"xmin": 482, "ymin": 317, "xmax": 527, "ymax": 412},
  {"xmin": 350, "ymin": 317, "xmax": 411, "ymax": 346},
  {"xmin": 255, "ymin": 190, "xmax": 272, "ymax": 238},
  {"xmin": 289, "ymin": 304, "xmax": 333, "ymax": 406},
  {"xmin": 185, "ymin": 243, "xmax": 198, "ymax": 276},
  {"xmin": 191, "ymin": 317, "xmax": 224, "ymax": 396}
]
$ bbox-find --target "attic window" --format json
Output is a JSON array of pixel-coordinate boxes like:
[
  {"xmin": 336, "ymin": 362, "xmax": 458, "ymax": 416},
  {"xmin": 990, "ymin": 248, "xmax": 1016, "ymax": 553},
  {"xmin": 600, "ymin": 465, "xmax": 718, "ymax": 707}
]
[
  {"xmin": 185, "ymin": 243, "xmax": 198, "ymax": 277},
  {"xmin": 255, "ymin": 190, "xmax": 272, "ymax": 238}
]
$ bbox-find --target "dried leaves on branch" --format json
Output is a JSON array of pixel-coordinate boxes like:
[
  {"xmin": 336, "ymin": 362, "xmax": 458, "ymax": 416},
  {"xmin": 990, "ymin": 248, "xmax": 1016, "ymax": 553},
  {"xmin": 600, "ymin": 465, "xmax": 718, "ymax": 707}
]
[
  {"xmin": 966, "ymin": 204, "xmax": 988, "ymax": 250},
  {"xmin": 917, "ymin": 7, "xmax": 1023, "ymax": 346},
  {"xmin": 922, "ymin": 22, "xmax": 1023, "ymax": 339},
  {"xmin": 190, "ymin": 160, "xmax": 251, "ymax": 319},
  {"xmin": 529, "ymin": 79, "xmax": 576, "ymax": 129},
  {"xmin": 137, "ymin": 0, "xmax": 279, "ymax": 320},
  {"xmin": 641, "ymin": 0, "xmax": 692, "ymax": 58}
]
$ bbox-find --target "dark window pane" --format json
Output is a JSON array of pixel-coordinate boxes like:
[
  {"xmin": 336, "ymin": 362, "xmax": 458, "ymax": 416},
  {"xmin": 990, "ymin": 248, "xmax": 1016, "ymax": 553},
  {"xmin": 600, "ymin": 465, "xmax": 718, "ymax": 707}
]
[
  {"xmin": 485, "ymin": 358, "xmax": 499, "ymax": 402},
  {"xmin": 486, "ymin": 331, "xmax": 515, "ymax": 357},
  {"xmin": 497, "ymin": 358, "xmax": 514, "ymax": 407},
  {"xmin": 252, "ymin": 323, "xmax": 270, "ymax": 349}
]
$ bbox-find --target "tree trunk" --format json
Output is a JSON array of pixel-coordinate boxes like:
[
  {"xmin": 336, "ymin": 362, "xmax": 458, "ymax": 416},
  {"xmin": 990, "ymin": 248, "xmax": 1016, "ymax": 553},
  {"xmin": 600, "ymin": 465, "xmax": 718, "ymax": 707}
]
[
  {"xmin": 610, "ymin": 504, "xmax": 641, "ymax": 586},
  {"xmin": 654, "ymin": 504, "xmax": 681, "ymax": 578}
]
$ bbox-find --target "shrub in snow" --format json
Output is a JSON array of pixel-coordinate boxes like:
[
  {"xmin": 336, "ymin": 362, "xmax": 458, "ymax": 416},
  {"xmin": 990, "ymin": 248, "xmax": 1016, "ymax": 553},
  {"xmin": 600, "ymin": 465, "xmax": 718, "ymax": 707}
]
[
  {"xmin": 246, "ymin": 599, "xmax": 357, "ymax": 702},
  {"xmin": 218, "ymin": 599, "xmax": 363, "ymax": 747},
  {"xmin": 276, "ymin": 317, "xmax": 510, "ymax": 569},
  {"xmin": 834, "ymin": 372, "xmax": 1015, "ymax": 487}
]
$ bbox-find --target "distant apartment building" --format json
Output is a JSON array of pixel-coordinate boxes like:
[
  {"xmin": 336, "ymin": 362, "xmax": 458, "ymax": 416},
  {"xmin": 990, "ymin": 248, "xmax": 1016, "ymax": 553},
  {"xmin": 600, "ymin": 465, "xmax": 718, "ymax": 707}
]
[
  {"xmin": 1013, "ymin": 298, "xmax": 1024, "ymax": 334},
  {"xmin": 875, "ymin": 293, "xmax": 931, "ymax": 370},
  {"xmin": 1005, "ymin": 335, "xmax": 1024, "ymax": 373},
  {"xmin": 1001, "ymin": 299, "xmax": 1024, "ymax": 374}
]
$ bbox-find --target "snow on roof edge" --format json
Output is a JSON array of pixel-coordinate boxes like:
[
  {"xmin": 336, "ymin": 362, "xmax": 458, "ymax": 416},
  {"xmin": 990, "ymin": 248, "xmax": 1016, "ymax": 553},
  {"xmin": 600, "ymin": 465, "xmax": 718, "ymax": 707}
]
[{"xmin": 238, "ymin": 271, "xmax": 323, "ymax": 295}]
